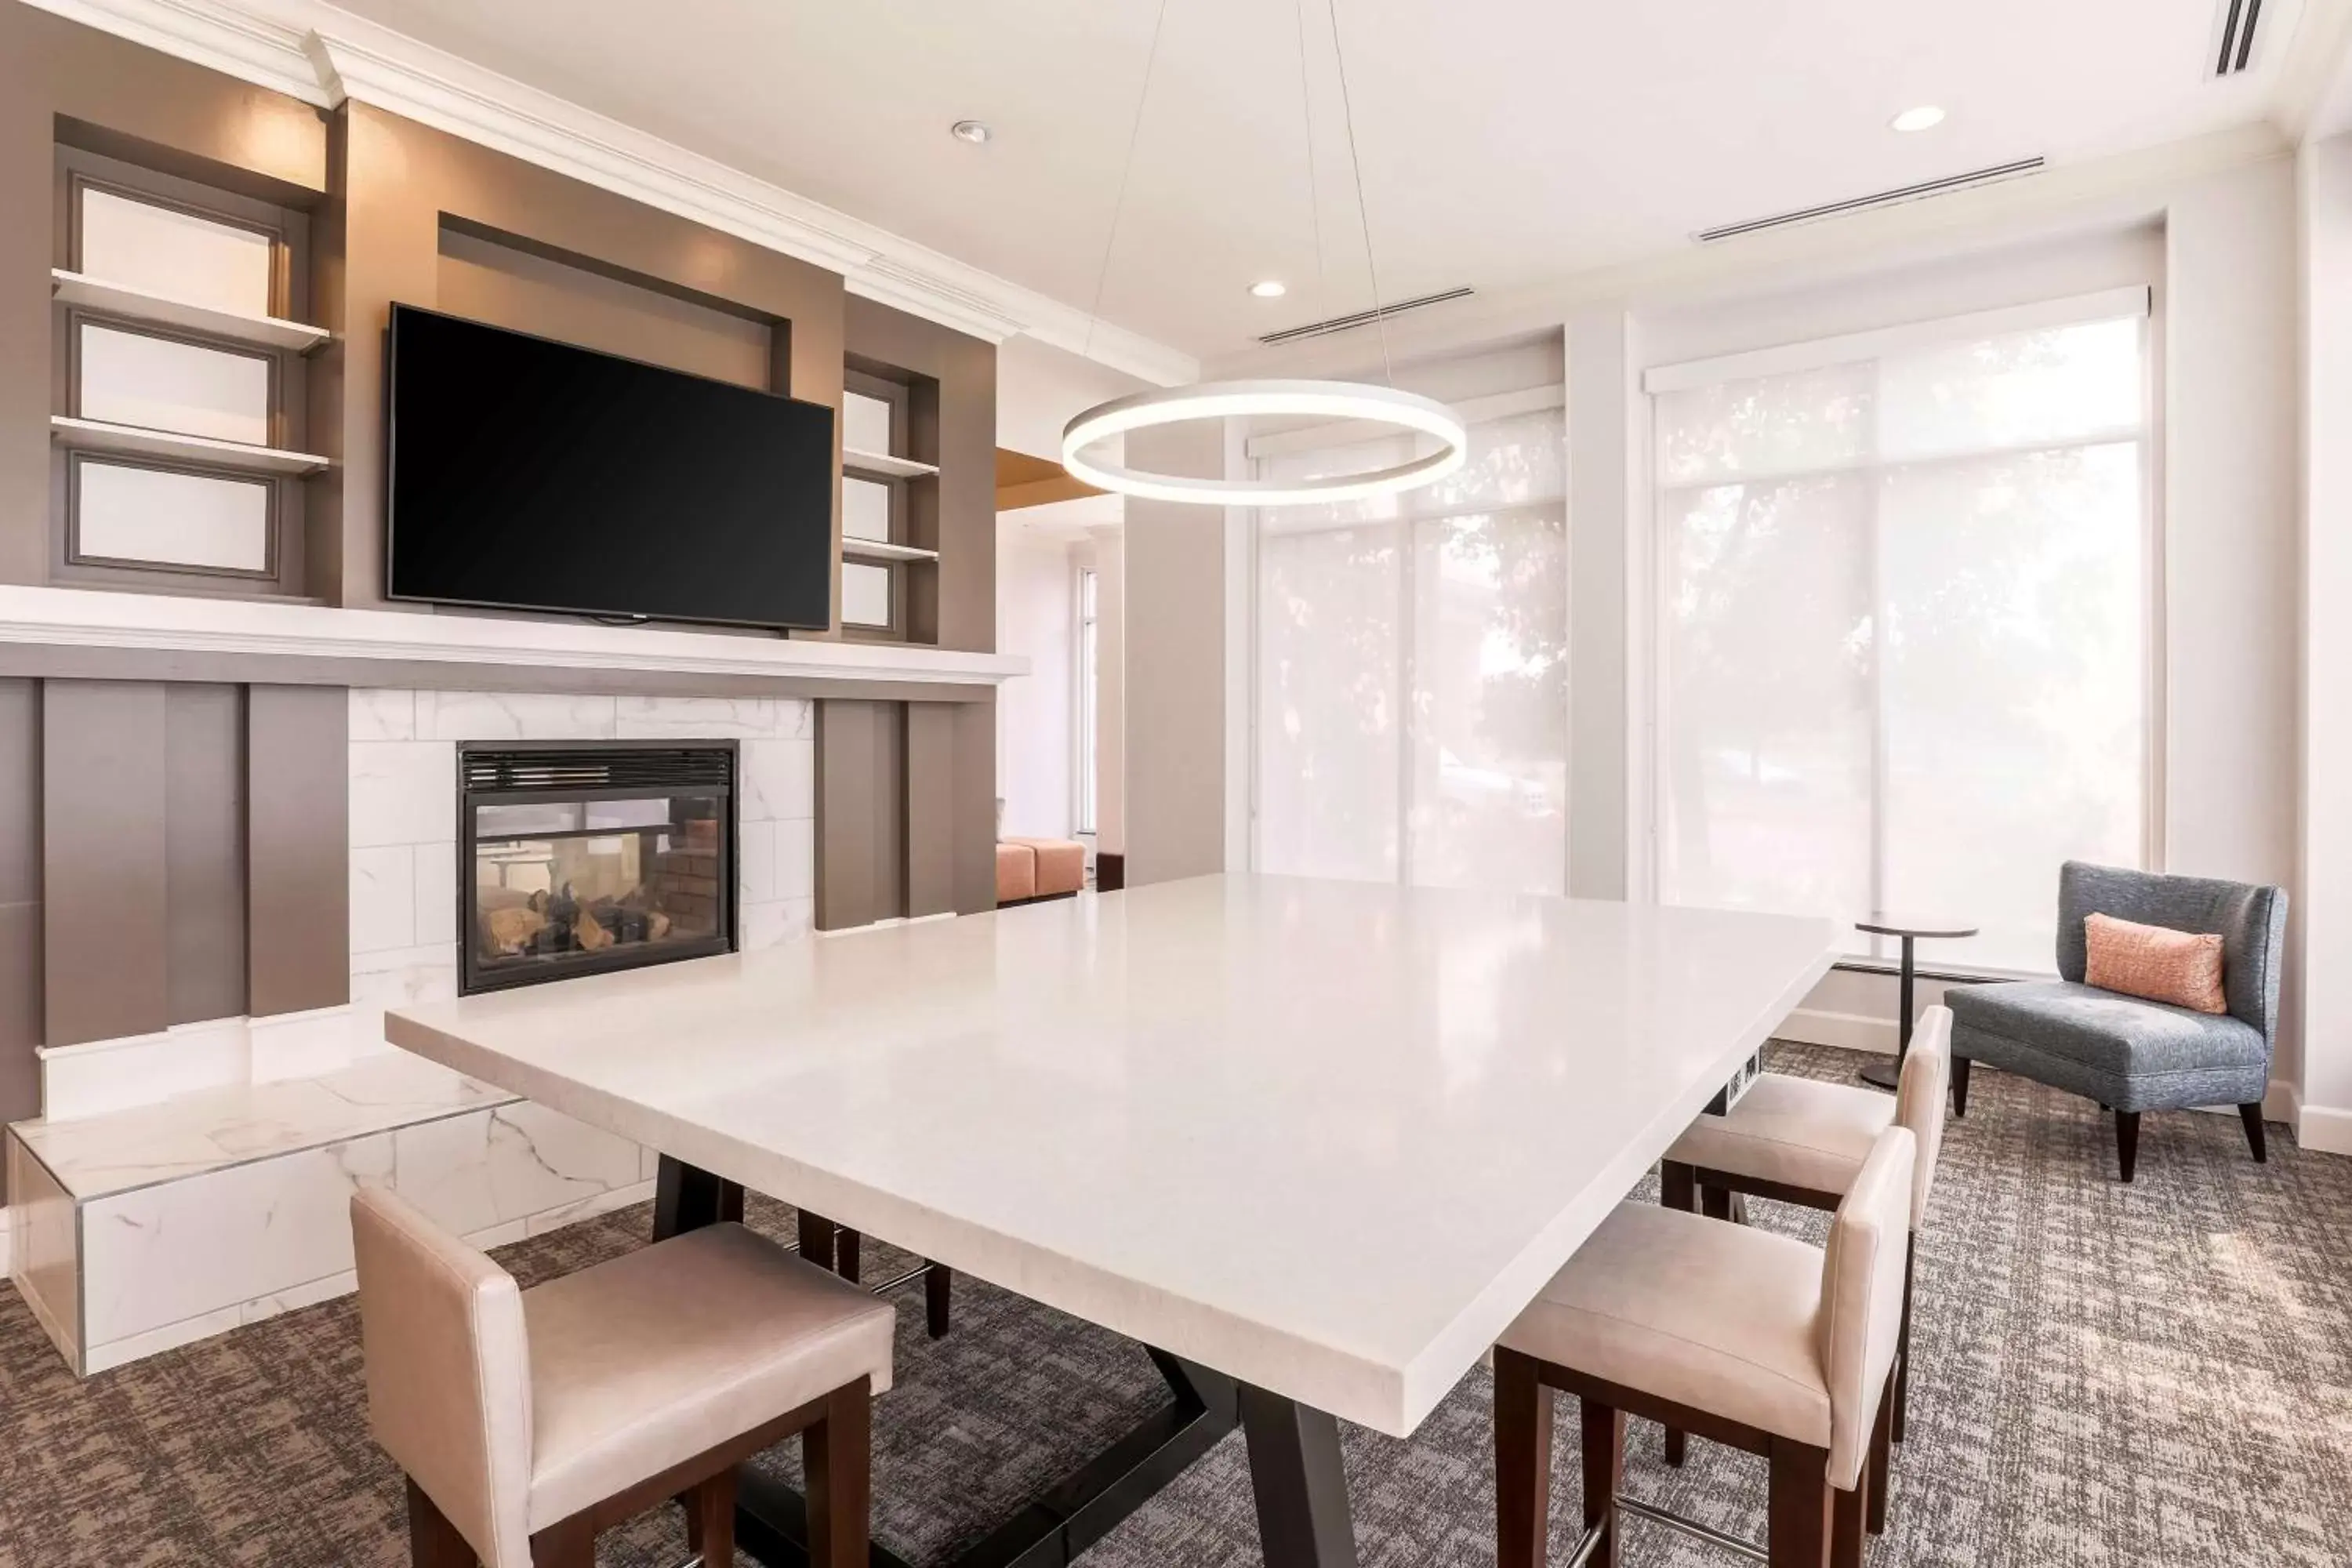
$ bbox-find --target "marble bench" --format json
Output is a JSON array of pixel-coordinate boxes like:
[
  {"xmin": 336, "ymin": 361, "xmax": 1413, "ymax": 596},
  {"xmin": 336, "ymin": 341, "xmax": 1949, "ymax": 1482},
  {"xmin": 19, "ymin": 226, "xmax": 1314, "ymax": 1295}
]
[{"xmin": 5, "ymin": 1051, "xmax": 654, "ymax": 1374}]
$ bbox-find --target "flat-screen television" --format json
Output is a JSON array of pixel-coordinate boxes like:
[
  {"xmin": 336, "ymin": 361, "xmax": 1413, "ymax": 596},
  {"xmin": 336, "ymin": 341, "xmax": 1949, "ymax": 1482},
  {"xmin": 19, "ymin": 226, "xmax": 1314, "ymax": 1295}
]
[{"xmin": 385, "ymin": 304, "xmax": 835, "ymax": 630}]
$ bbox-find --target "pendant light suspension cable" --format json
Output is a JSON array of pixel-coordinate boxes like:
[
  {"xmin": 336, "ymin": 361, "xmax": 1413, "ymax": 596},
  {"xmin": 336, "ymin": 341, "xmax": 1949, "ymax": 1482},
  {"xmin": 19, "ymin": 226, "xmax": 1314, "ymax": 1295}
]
[
  {"xmin": 1060, "ymin": 0, "xmax": 1465, "ymax": 506},
  {"xmin": 1323, "ymin": 0, "xmax": 1392, "ymax": 387},
  {"xmin": 1083, "ymin": 0, "xmax": 1173, "ymax": 362}
]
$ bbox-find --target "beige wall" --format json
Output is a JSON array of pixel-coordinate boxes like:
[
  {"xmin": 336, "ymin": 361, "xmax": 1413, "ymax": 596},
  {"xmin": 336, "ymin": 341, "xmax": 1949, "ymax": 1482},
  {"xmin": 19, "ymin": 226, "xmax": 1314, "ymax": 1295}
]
[{"xmin": 1121, "ymin": 419, "xmax": 1229, "ymax": 885}]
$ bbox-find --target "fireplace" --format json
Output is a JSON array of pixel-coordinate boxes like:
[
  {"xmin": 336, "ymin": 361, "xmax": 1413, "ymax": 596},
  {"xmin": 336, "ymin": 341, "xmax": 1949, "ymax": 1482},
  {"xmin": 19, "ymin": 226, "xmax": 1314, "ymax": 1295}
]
[{"xmin": 459, "ymin": 742, "xmax": 737, "ymax": 994}]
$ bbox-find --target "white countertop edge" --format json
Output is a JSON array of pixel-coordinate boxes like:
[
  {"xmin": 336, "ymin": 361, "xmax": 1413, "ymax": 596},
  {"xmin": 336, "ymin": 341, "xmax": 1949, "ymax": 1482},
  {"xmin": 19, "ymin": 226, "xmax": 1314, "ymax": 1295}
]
[
  {"xmin": 383, "ymin": 1013, "xmax": 1415, "ymax": 1435},
  {"xmin": 0, "ymin": 585, "xmax": 1028, "ymax": 687},
  {"xmin": 1396, "ymin": 927, "xmax": 1841, "ymax": 1431}
]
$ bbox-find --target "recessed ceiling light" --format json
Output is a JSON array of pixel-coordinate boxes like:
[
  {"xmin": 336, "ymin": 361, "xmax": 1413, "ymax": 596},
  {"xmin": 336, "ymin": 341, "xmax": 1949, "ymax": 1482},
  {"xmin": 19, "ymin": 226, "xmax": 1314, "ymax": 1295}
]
[
  {"xmin": 951, "ymin": 120, "xmax": 993, "ymax": 145},
  {"xmin": 1890, "ymin": 105, "xmax": 1947, "ymax": 132},
  {"xmin": 1249, "ymin": 280, "xmax": 1288, "ymax": 299}
]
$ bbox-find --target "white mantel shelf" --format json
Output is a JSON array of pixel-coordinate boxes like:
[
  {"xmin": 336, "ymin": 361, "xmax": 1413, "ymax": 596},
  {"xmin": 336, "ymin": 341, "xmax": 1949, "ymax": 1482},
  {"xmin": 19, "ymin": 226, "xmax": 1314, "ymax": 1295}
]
[{"xmin": 0, "ymin": 586, "xmax": 1027, "ymax": 688}]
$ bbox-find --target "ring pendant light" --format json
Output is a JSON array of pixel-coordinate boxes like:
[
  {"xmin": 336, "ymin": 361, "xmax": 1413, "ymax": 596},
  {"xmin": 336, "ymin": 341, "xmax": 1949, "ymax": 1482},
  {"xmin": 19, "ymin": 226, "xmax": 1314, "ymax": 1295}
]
[
  {"xmin": 1060, "ymin": 0, "xmax": 1464, "ymax": 508},
  {"xmin": 1062, "ymin": 380, "xmax": 1466, "ymax": 506}
]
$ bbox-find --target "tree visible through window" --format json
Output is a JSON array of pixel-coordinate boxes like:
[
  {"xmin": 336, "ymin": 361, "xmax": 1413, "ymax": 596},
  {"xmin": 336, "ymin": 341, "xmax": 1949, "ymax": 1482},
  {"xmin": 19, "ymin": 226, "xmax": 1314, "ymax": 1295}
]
[{"xmin": 1652, "ymin": 303, "xmax": 2151, "ymax": 971}]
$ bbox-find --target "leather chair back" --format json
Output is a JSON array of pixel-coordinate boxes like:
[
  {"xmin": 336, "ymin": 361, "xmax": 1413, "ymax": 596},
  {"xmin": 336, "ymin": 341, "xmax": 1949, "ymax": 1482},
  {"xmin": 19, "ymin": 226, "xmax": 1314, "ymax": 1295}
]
[
  {"xmin": 1816, "ymin": 1126, "xmax": 1915, "ymax": 1490},
  {"xmin": 351, "ymin": 1187, "xmax": 535, "ymax": 1568},
  {"xmin": 1895, "ymin": 1006, "xmax": 1953, "ymax": 1229}
]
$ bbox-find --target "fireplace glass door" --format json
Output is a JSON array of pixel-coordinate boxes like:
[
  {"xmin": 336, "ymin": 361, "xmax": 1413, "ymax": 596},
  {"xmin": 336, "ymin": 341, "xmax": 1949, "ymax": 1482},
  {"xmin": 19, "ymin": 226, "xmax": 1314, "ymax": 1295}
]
[{"xmin": 460, "ymin": 743, "xmax": 735, "ymax": 993}]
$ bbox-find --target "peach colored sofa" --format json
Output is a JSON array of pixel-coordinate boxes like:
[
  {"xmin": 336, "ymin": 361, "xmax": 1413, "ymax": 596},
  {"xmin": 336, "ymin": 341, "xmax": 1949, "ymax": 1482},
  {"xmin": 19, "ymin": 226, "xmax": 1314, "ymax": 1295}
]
[{"xmin": 996, "ymin": 837, "xmax": 1084, "ymax": 906}]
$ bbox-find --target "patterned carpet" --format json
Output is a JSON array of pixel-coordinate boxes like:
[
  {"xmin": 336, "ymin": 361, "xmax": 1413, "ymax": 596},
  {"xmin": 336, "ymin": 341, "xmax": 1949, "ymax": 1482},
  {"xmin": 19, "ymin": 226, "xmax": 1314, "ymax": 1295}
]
[{"xmin": 2, "ymin": 1042, "xmax": 2349, "ymax": 1567}]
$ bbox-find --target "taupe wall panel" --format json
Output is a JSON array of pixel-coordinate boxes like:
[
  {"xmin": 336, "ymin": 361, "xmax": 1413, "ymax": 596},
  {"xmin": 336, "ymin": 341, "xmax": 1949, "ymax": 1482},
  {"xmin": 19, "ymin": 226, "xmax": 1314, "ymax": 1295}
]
[
  {"xmin": 0, "ymin": 3, "xmax": 328, "ymax": 588},
  {"xmin": 951, "ymin": 694, "xmax": 999, "ymax": 916},
  {"xmin": 165, "ymin": 684, "xmax": 246, "ymax": 1025},
  {"xmin": 246, "ymin": 684, "xmax": 349, "ymax": 1017},
  {"xmin": 436, "ymin": 223, "xmax": 775, "ymax": 390},
  {"xmin": 42, "ymin": 681, "xmax": 168, "ymax": 1047},
  {"xmin": 904, "ymin": 703, "xmax": 956, "ymax": 920},
  {"xmin": 326, "ymin": 102, "xmax": 847, "ymax": 611},
  {"xmin": 0, "ymin": 680, "xmax": 41, "ymax": 1196},
  {"xmin": 815, "ymin": 699, "xmax": 909, "ymax": 931},
  {"xmin": 844, "ymin": 298, "xmax": 997, "ymax": 654}
]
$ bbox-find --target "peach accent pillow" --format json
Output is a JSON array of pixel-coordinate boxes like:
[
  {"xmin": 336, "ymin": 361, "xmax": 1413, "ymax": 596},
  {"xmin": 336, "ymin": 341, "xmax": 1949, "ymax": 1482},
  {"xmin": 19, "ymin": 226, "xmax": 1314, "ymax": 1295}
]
[{"xmin": 2084, "ymin": 913, "xmax": 2227, "ymax": 1014}]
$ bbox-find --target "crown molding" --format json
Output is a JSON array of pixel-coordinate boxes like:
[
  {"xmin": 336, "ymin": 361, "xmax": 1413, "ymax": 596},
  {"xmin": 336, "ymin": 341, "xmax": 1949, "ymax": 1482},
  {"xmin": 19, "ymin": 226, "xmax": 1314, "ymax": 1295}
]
[
  {"xmin": 22, "ymin": 0, "xmax": 1200, "ymax": 386},
  {"xmin": 25, "ymin": 0, "xmax": 328, "ymax": 103}
]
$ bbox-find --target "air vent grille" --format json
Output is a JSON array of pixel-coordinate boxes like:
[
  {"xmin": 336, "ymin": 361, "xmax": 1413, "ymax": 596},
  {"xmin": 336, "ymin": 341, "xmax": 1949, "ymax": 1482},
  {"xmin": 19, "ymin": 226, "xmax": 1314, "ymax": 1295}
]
[
  {"xmin": 462, "ymin": 745, "xmax": 735, "ymax": 797},
  {"xmin": 1696, "ymin": 158, "xmax": 2046, "ymax": 244},
  {"xmin": 2214, "ymin": 0, "xmax": 2264, "ymax": 75},
  {"xmin": 1255, "ymin": 287, "xmax": 1475, "ymax": 347}
]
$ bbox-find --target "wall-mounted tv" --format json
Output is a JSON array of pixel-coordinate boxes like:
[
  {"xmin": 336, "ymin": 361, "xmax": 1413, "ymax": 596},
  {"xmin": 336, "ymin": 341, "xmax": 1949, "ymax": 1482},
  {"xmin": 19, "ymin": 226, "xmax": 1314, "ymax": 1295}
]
[{"xmin": 386, "ymin": 304, "xmax": 834, "ymax": 630}]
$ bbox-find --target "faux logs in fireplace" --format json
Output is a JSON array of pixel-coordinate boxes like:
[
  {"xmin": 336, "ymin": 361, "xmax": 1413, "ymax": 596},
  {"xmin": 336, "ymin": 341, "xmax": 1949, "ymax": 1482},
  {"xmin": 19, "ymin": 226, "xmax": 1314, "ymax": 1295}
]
[{"xmin": 458, "ymin": 742, "xmax": 736, "ymax": 994}]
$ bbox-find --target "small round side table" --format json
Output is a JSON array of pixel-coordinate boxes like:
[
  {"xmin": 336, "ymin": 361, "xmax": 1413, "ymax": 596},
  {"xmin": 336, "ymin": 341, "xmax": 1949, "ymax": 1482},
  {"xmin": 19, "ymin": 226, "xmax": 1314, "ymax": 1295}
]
[{"xmin": 1855, "ymin": 913, "xmax": 1978, "ymax": 1091}]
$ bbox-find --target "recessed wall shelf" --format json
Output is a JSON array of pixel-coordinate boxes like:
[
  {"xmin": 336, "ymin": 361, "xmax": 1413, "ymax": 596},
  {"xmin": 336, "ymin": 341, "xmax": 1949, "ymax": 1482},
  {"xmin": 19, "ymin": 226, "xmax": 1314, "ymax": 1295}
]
[
  {"xmin": 843, "ymin": 538, "xmax": 940, "ymax": 564},
  {"xmin": 51, "ymin": 415, "xmax": 332, "ymax": 476},
  {"xmin": 843, "ymin": 447, "xmax": 938, "ymax": 481},
  {"xmin": 51, "ymin": 269, "xmax": 331, "ymax": 354}
]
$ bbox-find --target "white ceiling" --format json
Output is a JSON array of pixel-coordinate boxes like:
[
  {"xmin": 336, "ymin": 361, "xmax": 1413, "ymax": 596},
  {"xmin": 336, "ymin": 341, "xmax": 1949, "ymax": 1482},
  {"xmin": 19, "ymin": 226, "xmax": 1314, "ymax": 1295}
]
[{"xmin": 328, "ymin": 0, "xmax": 2313, "ymax": 358}]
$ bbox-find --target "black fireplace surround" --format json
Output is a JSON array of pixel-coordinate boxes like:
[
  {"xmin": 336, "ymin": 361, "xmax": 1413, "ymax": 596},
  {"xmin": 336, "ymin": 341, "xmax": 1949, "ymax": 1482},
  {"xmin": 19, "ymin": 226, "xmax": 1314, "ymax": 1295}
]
[{"xmin": 459, "ymin": 741, "xmax": 738, "ymax": 995}]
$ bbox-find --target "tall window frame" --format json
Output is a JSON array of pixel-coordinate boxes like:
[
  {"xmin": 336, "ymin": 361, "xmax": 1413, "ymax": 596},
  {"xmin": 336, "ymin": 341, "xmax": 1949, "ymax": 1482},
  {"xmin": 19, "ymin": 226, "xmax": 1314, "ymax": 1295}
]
[
  {"xmin": 1075, "ymin": 565, "xmax": 1099, "ymax": 837},
  {"xmin": 1640, "ymin": 287, "xmax": 2165, "ymax": 974}
]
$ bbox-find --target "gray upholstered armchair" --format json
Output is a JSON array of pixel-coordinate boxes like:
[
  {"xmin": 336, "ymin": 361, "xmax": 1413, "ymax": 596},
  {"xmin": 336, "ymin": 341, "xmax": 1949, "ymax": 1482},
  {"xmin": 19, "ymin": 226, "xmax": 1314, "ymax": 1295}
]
[{"xmin": 1944, "ymin": 861, "xmax": 2287, "ymax": 1183}]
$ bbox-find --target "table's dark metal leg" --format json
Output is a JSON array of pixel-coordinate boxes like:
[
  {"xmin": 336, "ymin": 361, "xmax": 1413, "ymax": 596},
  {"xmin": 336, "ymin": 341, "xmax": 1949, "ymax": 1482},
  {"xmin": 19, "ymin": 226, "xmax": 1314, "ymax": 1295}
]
[
  {"xmin": 1859, "ymin": 935, "xmax": 1915, "ymax": 1091},
  {"xmin": 654, "ymin": 1152, "xmax": 744, "ymax": 1239},
  {"xmin": 652, "ymin": 1160, "xmax": 1240, "ymax": 1568},
  {"xmin": 1240, "ymin": 1385, "xmax": 1360, "ymax": 1568}
]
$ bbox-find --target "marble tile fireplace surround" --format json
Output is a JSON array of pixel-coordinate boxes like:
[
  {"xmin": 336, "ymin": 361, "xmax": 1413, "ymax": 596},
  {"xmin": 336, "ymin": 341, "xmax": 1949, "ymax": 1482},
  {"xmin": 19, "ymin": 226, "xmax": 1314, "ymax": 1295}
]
[{"xmin": 5, "ymin": 688, "xmax": 817, "ymax": 1374}]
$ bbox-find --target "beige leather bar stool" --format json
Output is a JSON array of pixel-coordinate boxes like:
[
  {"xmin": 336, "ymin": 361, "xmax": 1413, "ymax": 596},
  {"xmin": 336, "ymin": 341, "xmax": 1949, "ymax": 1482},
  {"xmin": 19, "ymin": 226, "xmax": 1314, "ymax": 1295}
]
[
  {"xmin": 1660, "ymin": 1005, "xmax": 1951, "ymax": 1478},
  {"xmin": 1494, "ymin": 1126, "xmax": 1915, "ymax": 1568},
  {"xmin": 351, "ymin": 1188, "xmax": 895, "ymax": 1568}
]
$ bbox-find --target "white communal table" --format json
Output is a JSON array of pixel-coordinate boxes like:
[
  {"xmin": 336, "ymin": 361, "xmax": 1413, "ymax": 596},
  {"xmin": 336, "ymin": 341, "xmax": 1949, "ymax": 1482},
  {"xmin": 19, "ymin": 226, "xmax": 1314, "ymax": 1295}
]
[{"xmin": 388, "ymin": 873, "xmax": 1837, "ymax": 1568}]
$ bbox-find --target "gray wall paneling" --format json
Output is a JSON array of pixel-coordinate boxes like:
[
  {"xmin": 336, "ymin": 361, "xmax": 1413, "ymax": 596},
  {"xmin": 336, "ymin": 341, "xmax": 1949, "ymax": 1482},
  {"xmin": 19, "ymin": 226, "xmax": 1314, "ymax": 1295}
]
[
  {"xmin": 245, "ymin": 684, "xmax": 348, "ymax": 1017},
  {"xmin": 42, "ymin": 680, "xmax": 169, "ymax": 1047},
  {"xmin": 0, "ymin": 680, "xmax": 40, "ymax": 1199}
]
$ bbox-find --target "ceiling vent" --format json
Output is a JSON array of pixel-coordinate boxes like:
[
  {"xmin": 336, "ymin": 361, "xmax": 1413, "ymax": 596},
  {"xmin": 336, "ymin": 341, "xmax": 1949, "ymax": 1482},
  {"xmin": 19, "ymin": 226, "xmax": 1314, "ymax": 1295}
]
[
  {"xmin": 1695, "ymin": 158, "xmax": 2047, "ymax": 244},
  {"xmin": 1255, "ymin": 287, "xmax": 1475, "ymax": 347},
  {"xmin": 2212, "ymin": 0, "xmax": 2265, "ymax": 76}
]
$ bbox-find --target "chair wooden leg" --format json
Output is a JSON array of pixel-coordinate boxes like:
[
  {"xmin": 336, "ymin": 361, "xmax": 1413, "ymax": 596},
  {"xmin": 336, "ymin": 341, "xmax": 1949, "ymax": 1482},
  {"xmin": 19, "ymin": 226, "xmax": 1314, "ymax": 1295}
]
[
  {"xmin": 2115, "ymin": 1109, "xmax": 2140, "ymax": 1184},
  {"xmin": 925, "ymin": 1261, "xmax": 953, "ymax": 1338},
  {"xmin": 1580, "ymin": 1397, "xmax": 1625, "ymax": 1568},
  {"xmin": 1700, "ymin": 1184, "xmax": 1733, "ymax": 1221},
  {"xmin": 405, "ymin": 1479, "xmax": 476, "ymax": 1568},
  {"xmin": 1766, "ymin": 1438, "xmax": 1831, "ymax": 1568},
  {"xmin": 689, "ymin": 1468, "xmax": 736, "ymax": 1566},
  {"xmin": 527, "ymin": 1515, "xmax": 596, "ymax": 1568},
  {"xmin": 804, "ymin": 1378, "xmax": 873, "ymax": 1568},
  {"xmin": 1867, "ymin": 1367, "xmax": 1894, "ymax": 1535},
  {"xmin": 1893, "ymin": 1236, "xmax": 1915, "ymax": 1444},
  {"xmin": 1492, "ymin": 1347, "xmax": 1555, "ymax": 1568},
  {"xmin": 1831, "ymin": 1479, "xmax": 1865, "ymax": 1568},
  {"xmin": 2240, "ymin": 1102, "xmax": 2269, "ymax": 1163},
  {"xmin": 1951, "ymin": 1057, "xmax": 1970, "ymax": 1118},
  {"xmin": 1657, "ymin": 1161, "xmax": 1695, "ymax": 1469},
  {"xmin": 835, "ymin": 1228, "xmax": 862, "ymax": 1283}
]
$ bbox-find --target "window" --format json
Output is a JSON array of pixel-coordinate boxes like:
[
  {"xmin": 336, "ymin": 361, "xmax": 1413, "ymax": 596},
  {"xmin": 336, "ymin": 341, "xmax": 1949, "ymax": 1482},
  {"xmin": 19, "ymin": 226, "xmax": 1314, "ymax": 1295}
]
[
  {"xmin": 1252, "ymin": 361, "xmax": 1568, "ymax": 894},
  {"xmin": 1076, "ymin": 567, "xmax": 1099, "ymax": 836},
  {"xmin": 1648, "ymin": 291, "xmax": 2153, "ymax": 971}
]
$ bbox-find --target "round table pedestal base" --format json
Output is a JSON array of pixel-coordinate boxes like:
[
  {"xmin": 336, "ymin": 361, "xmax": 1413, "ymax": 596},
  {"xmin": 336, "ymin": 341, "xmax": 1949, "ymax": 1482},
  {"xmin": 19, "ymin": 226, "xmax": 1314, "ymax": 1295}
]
[{"xmin": 1857, "ymin": 1058, "xmax": 1901, "ymax": 1091}]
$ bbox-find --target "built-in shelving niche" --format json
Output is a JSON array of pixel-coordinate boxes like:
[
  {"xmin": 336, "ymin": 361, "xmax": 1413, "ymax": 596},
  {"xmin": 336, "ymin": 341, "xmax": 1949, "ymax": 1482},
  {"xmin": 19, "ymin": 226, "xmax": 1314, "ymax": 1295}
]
[
  {"xmin": 839, "ymin": 361, "xmax": 944, "ymax": 644},
  {"xmin": 49, "ymin": 140, "xmax": 328, "ymax": 597}
]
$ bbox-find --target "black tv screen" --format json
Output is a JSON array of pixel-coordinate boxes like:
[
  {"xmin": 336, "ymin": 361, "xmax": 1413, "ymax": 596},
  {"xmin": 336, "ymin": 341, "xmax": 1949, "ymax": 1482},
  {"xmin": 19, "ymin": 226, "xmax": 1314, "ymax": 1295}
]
[{"xmin": 386, "ymin": 304, "xmax": 834, "ymax": 630}]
